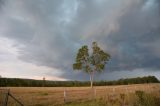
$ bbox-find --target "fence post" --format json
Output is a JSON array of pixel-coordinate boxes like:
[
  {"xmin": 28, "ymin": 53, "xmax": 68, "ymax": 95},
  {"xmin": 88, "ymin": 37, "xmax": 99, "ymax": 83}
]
[
  {"xmin": 106, "ymin": 86, "xmax": 107, "ymax": 98},
  {"xmin": 112, "ymin": 87, "xmax": 115, "ymax": 94},
  {"xmin": 125, "ymin": 87, "xmax": 128, "ymax": 93},
  {"xmin": 147, "ymin": 84, "xmax": 150, "ymax": 92},
  {"xmin": 1, "ymin": 89, "xmax": 23, "ymax": 106},
  {"xmin": 64, "ymin": 89, "xmax": 66, "ymax": 103},
  {"xmin": 94, "ymin": 88, "xmax": 96, "ymax": 99},
  {"xmin": 3, "ymin": 89, "xmax": 9, "ymax": 106}
]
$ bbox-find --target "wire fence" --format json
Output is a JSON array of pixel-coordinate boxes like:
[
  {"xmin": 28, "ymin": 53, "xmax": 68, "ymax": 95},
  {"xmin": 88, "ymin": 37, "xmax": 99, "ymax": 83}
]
[
  {"xmin": 0, "ymin": 84, "xmax": 159, "ymax": 105},
  {"xmin": 0, "ymin": 89, "xmax": 9, "ymax": 106},
  {"xmin": 63, "ymin": 84, "xmax": 160, "ymax": 103},
  {"xmin": 0, "ymin": 89, "xmax": 23, "ymax": 106}
]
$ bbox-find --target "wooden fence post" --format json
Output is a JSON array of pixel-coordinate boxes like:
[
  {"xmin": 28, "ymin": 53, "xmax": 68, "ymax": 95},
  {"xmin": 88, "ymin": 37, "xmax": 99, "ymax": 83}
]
[
  {"xmin": 94, "ymin": 88, "xmax": 96, "ymax": 99},
  {"xmin": 112, "ymin": 87, "xmax": 115, "ymax": 93},
  {"xmin": 1, "ymin": 89, "xmax": 23, "ymax": 106},
  {"xmin": 3, "ymin": 89, "xmax": 9, "ymax": 106},
  {"xmin": 125, "ymin": 87, "xmax": 128, "ymax": 93},
  {"xmin": 64, "ymin": 89, "xmax": 66, "ymax": 103}
]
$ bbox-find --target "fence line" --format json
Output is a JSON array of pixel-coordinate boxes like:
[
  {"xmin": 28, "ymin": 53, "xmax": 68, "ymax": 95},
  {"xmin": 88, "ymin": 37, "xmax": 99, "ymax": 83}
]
[
  {"xmin": 0, "ymin": 89, "xmax": 24, "ymax": 106},
  {"xmin": 1, "ymin": 84, "xmax": 158, "ymax": 105},
  {"xmin": 62, "ymin": 84, "xmax": 158, "ymax": 104}
]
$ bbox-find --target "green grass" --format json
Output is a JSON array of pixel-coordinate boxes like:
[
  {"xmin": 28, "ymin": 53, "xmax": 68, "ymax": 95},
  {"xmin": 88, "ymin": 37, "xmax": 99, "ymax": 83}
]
[
  {"xmin": 64, "ymin": 99, "xmax": 106, "ymax": 106},
  {"xmin": 64, "ymin": 91, "xmax": 160, "ymax": 106},
  {"xmin": 40, "ymin": 92, "xmax": 49, "ymax": 96}
]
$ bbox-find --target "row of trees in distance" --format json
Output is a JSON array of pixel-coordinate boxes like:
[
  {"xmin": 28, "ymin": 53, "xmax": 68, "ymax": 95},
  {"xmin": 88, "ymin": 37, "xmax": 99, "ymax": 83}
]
[{"xmin": 0, "ymin": 76, "xmax": 159, "ymax": 87}]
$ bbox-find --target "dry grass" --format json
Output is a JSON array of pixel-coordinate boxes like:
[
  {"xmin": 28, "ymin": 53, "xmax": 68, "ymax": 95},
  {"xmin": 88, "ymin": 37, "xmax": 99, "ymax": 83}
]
[{"xmin": 1, "ymin": 83, "xmax": 160, "ymax": 106}]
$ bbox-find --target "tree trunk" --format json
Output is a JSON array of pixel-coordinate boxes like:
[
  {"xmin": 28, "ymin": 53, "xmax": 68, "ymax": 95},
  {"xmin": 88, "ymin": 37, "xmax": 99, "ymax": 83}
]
[{"xmin": 90, "ymin": 72, "xmax": 94, "ymax": 88}]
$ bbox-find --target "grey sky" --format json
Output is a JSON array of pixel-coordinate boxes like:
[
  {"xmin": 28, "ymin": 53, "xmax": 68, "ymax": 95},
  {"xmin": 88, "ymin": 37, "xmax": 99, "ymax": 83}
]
[{"xmin": 0, "ymin": 0, "xmax": 160, "ymax": 81}]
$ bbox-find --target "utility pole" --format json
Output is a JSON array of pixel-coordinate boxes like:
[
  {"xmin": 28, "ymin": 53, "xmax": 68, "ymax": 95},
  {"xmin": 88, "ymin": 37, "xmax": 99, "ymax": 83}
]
[{"xmin": 43, "ymin": 77, "xmax": 45, "ymax": 87}]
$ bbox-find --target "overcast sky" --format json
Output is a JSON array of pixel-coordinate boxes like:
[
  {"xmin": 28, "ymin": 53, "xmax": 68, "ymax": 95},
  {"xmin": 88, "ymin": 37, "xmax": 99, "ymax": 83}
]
[{"xmin": 0, "ymin": 0, "xmax": 160, "ymax": 81}]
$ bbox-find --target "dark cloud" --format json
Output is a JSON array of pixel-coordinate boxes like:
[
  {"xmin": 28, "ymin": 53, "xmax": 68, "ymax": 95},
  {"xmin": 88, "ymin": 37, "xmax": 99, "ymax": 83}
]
[
  {"xmin": 0, "ymin": 0, "xmax": 160, "ymax": 80},
  {"xmin": 104, "ymin": 0, "xmax": 160, "ymax": 71},
  {"xmin": 0, "ymin": 0, "xmax": 5, "ymax": 11},
  {"xmin": 0, "ymin": 0, "xmax": 4, "ymax": 6}
]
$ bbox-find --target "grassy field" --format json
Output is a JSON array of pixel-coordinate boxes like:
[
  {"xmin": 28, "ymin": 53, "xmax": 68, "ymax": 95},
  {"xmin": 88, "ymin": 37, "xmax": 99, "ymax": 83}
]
[{"xmin": 1, "ymin": 83, "xmax": 160, "ymax": 106}]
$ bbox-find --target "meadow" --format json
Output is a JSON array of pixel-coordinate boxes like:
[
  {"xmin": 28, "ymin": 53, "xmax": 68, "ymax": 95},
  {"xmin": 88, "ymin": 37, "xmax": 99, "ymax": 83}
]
[{"xmin": 1, "ymin": 83, "xmax": 160, "ymax": 106}]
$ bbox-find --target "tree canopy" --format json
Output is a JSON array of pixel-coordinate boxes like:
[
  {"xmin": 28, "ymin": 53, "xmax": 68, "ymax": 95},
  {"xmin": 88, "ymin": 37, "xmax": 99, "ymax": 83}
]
[{"xmin": 73, "ymin": 42, "xmax": 111, "ymax": 87}]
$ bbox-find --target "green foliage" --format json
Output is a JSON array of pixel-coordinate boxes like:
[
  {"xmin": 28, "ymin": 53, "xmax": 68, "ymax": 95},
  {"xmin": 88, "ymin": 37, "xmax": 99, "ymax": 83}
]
[
  {"xmin": 135, "ymin": 90, "xmax": 145, "ymax": 104},
  {"xmin": 40, "ymin": 92, "xmax": 48, "ymax": 96},
  {"xmin": 73, "ymin": 42, "xmax": 111, "ymax": 73},
  {"xmin": 120, "ymin": 93, "xmax": 125, "ymax": 101},
  {"xmin": 0, "ymin": 78, "xmax": 89, "ymax": 87},
  {"xmin": 0, "ymin": 76, "xmax": 159, "ymax": 87},
  {"xmin": 134, "ymin": 90, "xmax": 159, "ymax": 106},
  {"xmin": 73, "ymin": 63, "xmax": 82, "ymax": 70},
  {"xmin": 64, "ymin": 99, "xmax": 107, "ymax": 106},
  {"xmin": 101, "ymin": 76, "xmax": 159, "ymax": 86},
  {"xmin": 73, "ymin": 42, "xmax": 111, "ymax": 88},
  {"xmin": 64, "ymin": 92, "xmax": 160, "ymax": 106}
]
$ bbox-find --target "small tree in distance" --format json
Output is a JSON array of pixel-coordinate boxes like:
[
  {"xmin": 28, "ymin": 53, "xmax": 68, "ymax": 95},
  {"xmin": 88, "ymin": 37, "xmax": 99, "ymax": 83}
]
[{"xmin": 73, "ymin": 42, "xmax": 111, "ymax": 88}]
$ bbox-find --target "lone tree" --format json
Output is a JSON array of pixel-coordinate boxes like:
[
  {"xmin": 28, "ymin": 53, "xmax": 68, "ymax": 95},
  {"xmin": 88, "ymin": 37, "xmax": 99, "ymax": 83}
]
[{"xmin": 73, "ymin": 42, "xmax": 111, "ymax": 88}]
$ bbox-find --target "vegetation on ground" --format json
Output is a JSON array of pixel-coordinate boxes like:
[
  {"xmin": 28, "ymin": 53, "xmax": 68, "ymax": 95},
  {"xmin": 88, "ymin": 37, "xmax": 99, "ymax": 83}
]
[
  {"xmin": 0, "ymin": 83, "xmax": 159, "ymax": 106},
  {"xmin": 0, "ymin": 76, "xmax": 159, "ymax": 87}
]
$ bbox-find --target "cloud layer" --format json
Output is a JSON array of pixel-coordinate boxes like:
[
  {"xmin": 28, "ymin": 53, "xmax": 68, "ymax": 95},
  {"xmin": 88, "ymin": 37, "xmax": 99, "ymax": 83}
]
[{"xmin": 0, "ymin": 0, "xmax": 160, "ymax": 80}]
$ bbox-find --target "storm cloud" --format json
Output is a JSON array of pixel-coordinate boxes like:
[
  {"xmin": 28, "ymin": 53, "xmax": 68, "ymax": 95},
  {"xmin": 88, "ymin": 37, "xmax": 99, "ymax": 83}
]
[{"xmin": 0, "ymin": 0, "xmax": 160, "ymax": 80}]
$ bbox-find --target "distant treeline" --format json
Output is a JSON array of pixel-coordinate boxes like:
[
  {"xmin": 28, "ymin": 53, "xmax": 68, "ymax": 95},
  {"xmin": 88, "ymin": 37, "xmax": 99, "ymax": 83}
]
[{"xmin": 0, "ymin": 76, "xmax": 159, "ymax": 87}]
